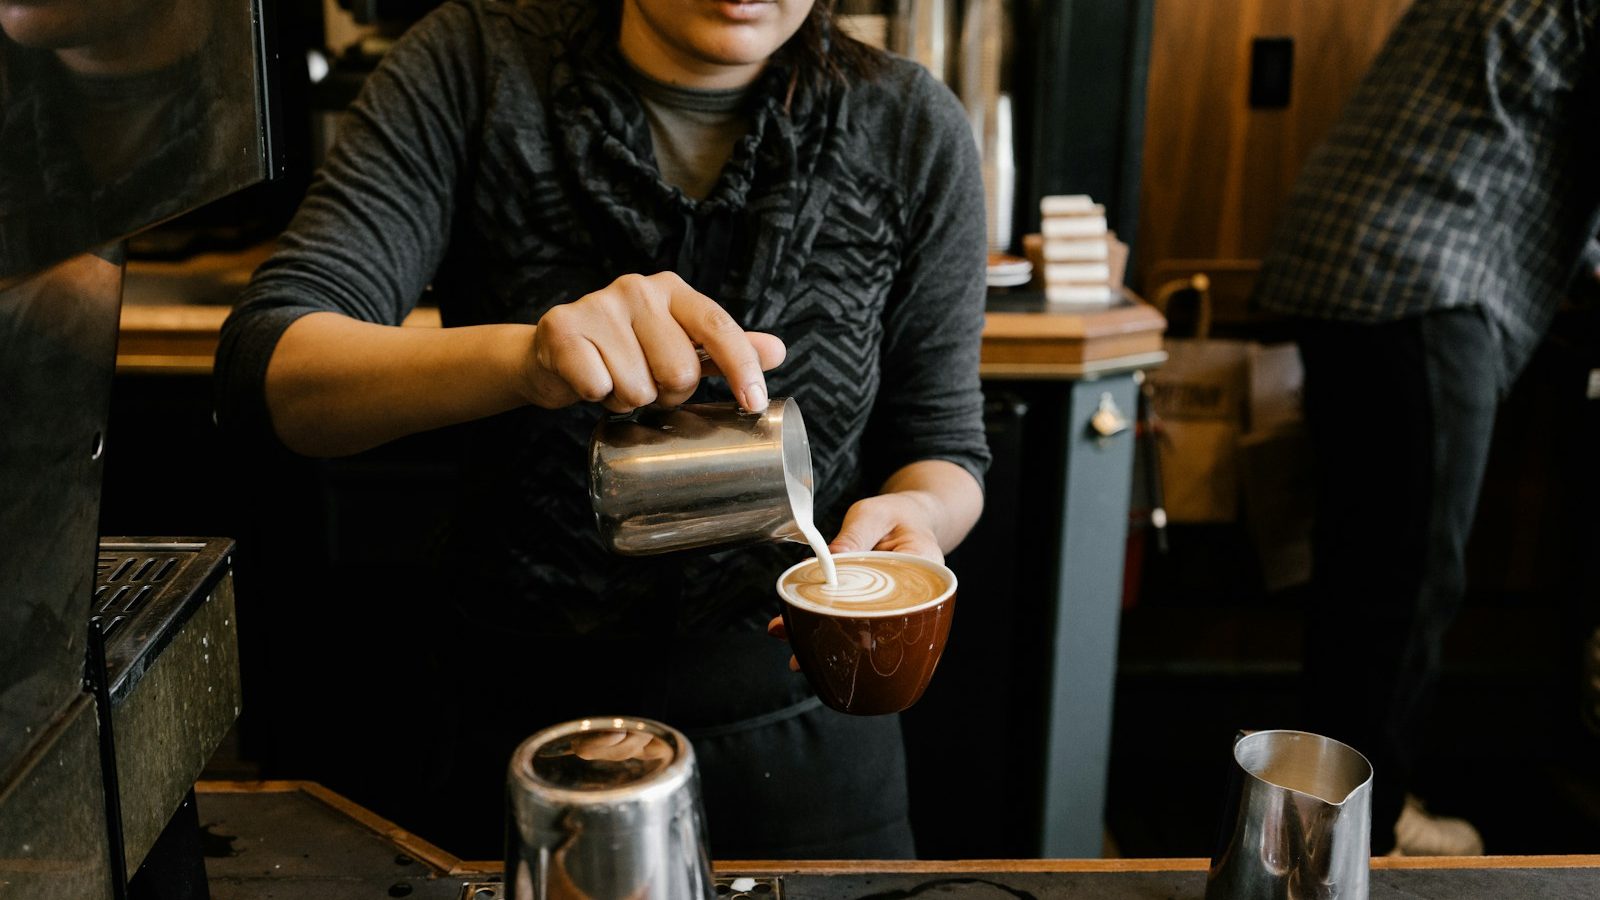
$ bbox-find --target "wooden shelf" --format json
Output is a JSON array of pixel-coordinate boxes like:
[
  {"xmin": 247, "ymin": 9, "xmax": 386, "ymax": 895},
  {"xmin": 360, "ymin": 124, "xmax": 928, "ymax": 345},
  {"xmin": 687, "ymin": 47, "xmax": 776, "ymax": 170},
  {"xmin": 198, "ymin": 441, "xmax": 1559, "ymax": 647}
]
[{"xmin": 120, "ymin": 273, "xmax": 1166, "ymax": 380}]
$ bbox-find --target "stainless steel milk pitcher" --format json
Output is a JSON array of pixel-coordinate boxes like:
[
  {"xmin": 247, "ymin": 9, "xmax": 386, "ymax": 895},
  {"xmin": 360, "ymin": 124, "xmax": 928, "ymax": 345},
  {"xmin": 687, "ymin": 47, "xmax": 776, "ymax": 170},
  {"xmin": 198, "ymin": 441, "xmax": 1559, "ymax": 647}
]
[
  {"xmin": 589, "ymin": 398, "xmax": 815, "ymax": 555},
  {"xmin": 505, "ymin": 717, "xmax": 715, "ymax": 900},
  {"xmin": 1206, "ymin": 730, "xmax": 1374, "ymax": 900}
]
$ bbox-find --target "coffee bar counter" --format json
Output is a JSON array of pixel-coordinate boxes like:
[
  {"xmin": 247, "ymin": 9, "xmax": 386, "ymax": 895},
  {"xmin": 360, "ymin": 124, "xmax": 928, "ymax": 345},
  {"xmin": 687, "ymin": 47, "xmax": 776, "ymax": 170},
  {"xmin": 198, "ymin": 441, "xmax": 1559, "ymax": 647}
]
[{"xmin": 197, "ymin": 781, "xmax": 1600, "ymax": 899}]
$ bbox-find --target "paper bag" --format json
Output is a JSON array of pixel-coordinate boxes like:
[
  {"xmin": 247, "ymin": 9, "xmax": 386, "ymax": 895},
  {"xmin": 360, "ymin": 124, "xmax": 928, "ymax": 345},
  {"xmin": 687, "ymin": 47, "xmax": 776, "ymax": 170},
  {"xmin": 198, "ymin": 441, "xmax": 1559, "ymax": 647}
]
[{"xmin": 1147, "ymin": 337, "xmax": 1250, "ymax": 523}]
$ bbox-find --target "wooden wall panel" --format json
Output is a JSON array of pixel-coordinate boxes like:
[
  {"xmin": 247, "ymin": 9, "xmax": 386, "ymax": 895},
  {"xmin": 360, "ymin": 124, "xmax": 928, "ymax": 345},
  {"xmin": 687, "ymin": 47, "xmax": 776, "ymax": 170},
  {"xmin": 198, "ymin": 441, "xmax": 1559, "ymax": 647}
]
[{"xmin": 1134, "ymin": 0, "xmax": 1412, "ymax": 290}]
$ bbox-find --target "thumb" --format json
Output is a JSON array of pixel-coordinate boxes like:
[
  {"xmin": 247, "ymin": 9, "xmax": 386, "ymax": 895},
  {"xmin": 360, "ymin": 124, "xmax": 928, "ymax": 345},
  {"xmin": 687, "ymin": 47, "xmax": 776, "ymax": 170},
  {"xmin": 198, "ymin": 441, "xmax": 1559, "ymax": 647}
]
[
  {"xmin": 748, "ymin": 332, "xmax": 787, "ymax": 371},
  {"xmin": 700, "ymin": 332, "xmax": 787, "ymax": 378},
  {"xmin": 830, "ymin": 500, "xmax": 889, "ymax": 554}
]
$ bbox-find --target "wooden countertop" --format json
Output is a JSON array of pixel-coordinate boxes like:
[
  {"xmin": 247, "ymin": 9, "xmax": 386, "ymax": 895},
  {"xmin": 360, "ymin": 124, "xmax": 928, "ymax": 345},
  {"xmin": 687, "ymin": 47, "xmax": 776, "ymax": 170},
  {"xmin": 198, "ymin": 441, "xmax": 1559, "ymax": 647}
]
[
  {"xmin": 195, "ymin": 781, "xmax": 1600, "ymax": 900},
  {"xmin": 117, "ymin": 248, "xmax": 1166, "ymax": 378},
  {"xmin": 118, "ymin": 301, "xmax": 1167, "ymax": 378}
]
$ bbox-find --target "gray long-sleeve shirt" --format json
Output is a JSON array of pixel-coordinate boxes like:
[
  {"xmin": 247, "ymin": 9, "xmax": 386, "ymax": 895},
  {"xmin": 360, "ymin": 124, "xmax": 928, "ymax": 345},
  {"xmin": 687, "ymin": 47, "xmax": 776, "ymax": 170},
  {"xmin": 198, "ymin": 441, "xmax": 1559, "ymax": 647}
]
[{"xmin": 215, "ymin": 0, "xmax": 990, "ymax": 636}]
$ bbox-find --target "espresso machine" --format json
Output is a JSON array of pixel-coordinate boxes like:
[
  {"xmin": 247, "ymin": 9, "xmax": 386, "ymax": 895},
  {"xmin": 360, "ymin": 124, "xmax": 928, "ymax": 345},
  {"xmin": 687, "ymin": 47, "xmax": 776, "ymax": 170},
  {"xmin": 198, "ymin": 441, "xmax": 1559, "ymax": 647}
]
[{"xmin": 0, "ymin": 0, "xmax": 277, "ymax": 893}]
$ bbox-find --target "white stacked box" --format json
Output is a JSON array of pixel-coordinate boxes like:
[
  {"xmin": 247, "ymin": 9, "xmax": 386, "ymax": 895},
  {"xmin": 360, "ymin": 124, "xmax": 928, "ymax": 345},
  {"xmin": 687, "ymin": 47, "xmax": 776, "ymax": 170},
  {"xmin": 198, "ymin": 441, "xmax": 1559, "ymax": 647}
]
[{"xmin": 1039, "ymin": 195, "xmax": 1115, "ymax": 306}]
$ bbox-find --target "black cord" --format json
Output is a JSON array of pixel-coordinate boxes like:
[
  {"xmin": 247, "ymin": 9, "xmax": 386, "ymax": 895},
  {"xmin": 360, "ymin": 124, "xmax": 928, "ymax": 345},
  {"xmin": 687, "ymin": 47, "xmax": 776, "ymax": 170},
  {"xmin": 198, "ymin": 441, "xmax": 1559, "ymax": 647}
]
[{"xmin": 850, "ymin": 877, "xmax": 1039, "ymax": 899}]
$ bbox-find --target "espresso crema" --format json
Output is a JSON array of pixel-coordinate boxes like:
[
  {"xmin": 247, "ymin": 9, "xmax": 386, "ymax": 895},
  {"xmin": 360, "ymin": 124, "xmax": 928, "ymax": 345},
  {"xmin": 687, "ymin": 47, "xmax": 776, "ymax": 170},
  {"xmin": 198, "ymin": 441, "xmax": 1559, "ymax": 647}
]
[{"xmin": 782, "ymin": 557, "xmax": 949, "ymax": 612}]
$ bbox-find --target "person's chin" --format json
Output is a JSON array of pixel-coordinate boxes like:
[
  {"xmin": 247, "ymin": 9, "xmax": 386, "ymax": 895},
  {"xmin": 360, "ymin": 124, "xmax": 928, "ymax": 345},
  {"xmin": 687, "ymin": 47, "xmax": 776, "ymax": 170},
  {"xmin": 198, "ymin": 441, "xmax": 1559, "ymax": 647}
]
[{"xmin": 691, "ymin": 31, "xmax": 784, "ymax": 68}]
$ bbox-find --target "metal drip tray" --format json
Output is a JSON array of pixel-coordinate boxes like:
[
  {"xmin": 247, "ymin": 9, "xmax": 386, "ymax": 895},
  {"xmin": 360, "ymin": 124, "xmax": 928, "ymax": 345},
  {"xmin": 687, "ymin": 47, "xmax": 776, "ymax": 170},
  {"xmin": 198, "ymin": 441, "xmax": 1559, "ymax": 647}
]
[
  {"xmin": 93, "ymin": 537, "xmax": 232, "ymax": 699},
  {"xmin": 456, "ymin": 875, "xmax": 783, "ymax": 899},
  {"xmin": 80, "ymin": 536, "xmax": 241, "ymax": 879}
]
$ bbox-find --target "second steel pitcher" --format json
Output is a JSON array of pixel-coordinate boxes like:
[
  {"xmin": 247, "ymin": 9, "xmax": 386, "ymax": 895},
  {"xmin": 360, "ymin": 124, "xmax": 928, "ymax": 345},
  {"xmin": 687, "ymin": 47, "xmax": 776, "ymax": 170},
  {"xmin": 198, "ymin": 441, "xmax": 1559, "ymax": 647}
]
[{"xmin": 1206, "ymin": 730, "xmax": 1373, "ymax": 900}]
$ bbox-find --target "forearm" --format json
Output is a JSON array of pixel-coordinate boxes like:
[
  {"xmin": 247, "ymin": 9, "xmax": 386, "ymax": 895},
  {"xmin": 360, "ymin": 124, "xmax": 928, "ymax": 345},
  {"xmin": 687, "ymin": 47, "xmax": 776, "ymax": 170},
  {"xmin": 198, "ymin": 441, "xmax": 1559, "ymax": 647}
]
[
  {"xmin": 879, "ymin": 459, "xmax": 985, "ymax": 553},
  {"xmin": 264, "ymin": 311, "xmax": 535, "ymax": 457}
]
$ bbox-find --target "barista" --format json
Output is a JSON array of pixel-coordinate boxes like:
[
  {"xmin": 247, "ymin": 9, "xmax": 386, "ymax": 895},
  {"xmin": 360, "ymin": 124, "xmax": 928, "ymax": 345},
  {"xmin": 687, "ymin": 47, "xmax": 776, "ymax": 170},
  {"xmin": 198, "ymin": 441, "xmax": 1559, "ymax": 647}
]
[{"xmin": 215, "ymin": 0, "xmax": 989, "ymax": 860}]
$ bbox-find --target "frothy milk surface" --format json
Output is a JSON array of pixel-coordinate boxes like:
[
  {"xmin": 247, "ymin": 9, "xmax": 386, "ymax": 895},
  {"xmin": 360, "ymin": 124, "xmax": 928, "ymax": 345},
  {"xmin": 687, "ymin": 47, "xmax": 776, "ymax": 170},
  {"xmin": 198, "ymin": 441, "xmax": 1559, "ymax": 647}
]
[{"xmin": 783, "ymin": 557, "xmax": 948, "ymax": 612}]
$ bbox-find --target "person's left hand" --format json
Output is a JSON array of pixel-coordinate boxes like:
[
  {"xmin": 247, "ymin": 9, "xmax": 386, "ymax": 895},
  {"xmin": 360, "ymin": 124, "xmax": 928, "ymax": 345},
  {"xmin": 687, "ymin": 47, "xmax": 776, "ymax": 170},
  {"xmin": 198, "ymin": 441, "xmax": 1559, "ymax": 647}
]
[
  {"xmin": 766, "ymin": 490, "xmax": 946, "ymax": 671},
  {"xmin": 826, "ymin": 490, "xmax": 945, "ymax": 564}
]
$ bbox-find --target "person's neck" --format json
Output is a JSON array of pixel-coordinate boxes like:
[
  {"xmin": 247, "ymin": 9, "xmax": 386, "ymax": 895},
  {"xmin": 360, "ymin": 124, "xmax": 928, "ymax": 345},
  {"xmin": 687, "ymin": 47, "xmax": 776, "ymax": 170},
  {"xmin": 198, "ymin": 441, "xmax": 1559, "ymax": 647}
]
[{"xmin": 617, "ymin": 12, "xmax": 764, "ymax": 90}]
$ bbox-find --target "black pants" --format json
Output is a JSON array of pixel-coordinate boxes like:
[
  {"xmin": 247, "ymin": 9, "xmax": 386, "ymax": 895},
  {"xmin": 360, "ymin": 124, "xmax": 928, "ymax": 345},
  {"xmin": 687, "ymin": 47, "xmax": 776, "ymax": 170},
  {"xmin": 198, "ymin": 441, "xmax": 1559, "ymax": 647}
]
[
  {"xmin": 1294, "ymin": 309, "xmax": 1500, "ymax": 854},
  {"xmin": 418, "ymin": 624, "xmax": 916, "ymax": 862}
]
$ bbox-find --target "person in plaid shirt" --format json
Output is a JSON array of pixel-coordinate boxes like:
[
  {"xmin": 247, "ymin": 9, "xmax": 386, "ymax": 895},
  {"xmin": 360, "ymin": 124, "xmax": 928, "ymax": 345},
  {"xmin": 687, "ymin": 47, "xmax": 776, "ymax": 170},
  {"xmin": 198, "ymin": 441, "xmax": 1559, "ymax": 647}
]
[{"xmin": 1254, "ymin": 0, "xmax": 1600, "ymax": 856}]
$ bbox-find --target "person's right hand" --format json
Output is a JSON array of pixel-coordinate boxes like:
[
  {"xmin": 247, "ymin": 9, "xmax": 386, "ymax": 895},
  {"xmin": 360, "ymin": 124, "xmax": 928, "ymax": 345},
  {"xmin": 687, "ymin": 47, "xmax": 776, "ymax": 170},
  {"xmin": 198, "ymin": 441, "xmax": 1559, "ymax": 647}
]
[{"xmin": 522, "ymin": 271, "xmax": 786, "ymax": 414}]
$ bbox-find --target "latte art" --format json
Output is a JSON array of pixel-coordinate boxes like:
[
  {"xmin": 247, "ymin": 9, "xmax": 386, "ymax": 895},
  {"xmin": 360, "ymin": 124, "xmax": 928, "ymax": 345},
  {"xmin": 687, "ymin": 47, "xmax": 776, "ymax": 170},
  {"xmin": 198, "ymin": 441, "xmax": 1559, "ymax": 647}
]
[
  {"xmin": 813, "ymin": 564, "xmax": 898, "ymax": 604},
  {"xmin": 783, "ymin": 557, "xmax": 949, "ymax": 613}
]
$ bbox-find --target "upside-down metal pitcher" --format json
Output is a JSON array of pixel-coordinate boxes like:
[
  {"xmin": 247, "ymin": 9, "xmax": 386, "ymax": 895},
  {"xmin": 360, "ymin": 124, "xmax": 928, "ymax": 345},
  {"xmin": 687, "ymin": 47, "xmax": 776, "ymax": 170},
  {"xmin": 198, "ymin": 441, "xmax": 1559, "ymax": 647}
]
[
  {"xmin": 505, "ymin": 717, "xmax": 715, "ymax": 900},
  {"xmin": 1206, "ymin": 730, "xmax": 1374, "ymax": 900}
]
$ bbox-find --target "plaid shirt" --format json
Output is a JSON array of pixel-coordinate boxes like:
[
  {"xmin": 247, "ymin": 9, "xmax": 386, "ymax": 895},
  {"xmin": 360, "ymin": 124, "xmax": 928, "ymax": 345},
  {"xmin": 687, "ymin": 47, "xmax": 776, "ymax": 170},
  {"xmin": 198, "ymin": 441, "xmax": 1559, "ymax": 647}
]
[{"xmin": 1254, "ymin": 0, "xmax": 1600, "ymax": 386}]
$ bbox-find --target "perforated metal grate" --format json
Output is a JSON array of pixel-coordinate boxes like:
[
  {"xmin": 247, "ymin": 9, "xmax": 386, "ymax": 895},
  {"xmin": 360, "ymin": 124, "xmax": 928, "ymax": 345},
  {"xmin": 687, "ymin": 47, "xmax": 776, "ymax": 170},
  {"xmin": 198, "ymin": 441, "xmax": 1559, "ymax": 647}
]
[{"xmin": 92, "ymin": 545, "xmax": 193, "ymax": 639}]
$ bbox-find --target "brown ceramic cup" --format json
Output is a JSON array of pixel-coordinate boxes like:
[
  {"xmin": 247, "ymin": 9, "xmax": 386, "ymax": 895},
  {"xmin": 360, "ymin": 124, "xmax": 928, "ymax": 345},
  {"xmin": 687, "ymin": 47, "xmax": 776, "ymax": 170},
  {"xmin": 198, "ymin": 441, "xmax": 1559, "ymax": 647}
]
[{"xmin": 776, "ymin": 551, "xmax": 958, "ymax": 716}]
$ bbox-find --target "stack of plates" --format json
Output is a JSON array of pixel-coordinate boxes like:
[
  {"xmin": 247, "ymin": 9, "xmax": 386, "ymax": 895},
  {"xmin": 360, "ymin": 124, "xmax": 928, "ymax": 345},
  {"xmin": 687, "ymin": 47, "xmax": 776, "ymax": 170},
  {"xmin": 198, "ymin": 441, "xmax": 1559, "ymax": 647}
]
[{"xmin": 986, "ymin": 251, "xmax": 1033, "ymax": 288}]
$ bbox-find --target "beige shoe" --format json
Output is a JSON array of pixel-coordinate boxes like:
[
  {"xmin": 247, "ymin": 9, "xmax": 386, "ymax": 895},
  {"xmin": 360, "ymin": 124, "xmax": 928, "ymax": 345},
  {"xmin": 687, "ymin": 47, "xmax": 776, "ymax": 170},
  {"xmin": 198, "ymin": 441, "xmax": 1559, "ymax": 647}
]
[{"xmin": 1389, "ymin": 794, "xmax": 1485, "ymax": 857}]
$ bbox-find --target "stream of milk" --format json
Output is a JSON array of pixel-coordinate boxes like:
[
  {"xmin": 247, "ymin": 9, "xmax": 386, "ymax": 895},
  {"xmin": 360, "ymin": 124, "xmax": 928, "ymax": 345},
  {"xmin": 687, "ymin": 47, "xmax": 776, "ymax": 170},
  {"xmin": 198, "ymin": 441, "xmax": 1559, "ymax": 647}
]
[{"xmin": 788, "ymin": 482, "xmax": 838, "ymax": 587}]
